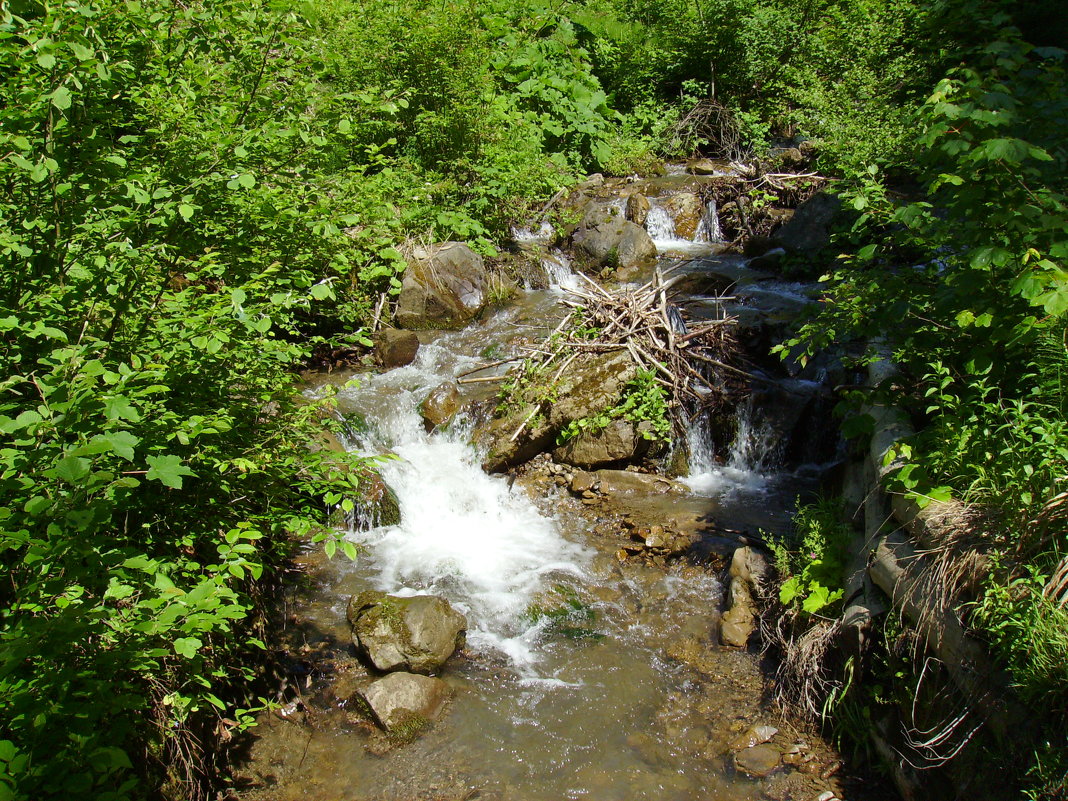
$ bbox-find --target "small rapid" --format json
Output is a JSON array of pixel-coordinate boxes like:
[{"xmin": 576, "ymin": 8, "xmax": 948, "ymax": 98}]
[
  {"xmin": 683, "ymin": 400, "xmax": 778, "ymax": 497},
  {"xmin": 326, "ymin": 298, "xmax": 588, "ymax": 669}
]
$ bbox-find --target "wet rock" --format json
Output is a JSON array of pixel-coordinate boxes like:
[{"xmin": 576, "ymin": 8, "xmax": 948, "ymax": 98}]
[
  {"xmin": 553, "ymin": 418, "xmax": 643, "ymax": 469},
  {"xmin": 591, "ymin": 469, "xmax": 686, "ymax": 496},
  {"xmin": 688, "ymin": 158, "xmax": 722, "ymax": 175},
  {"xmin": 573, "ymin": 220, "xmax": 657, "ymax": 272},
  {"xmin": 570, "ymin": 470, "xmax": 597, "ymax": 494},
  {"xmin": 749, "ymin": 247, "xmax": 786, "ymax": 271},
  {"xmin": 771, "ymin": 192, "xmax": 841, "ymax": 253},
  {"xmin": 420, "ymin": 381, "xmax": 460, "ymax": 430},
  {"xmin": 476, "ymin": 350, "xmax": 637, "ymax": 473},
  {"xmin": 626, "ymin": 193, "xmax": 650, "ymax": 227},
  {"xmin": 662, "ymin": 192, "xmax": 705, "ymax": 240},
  {"xmin": 730, "ymin": 545, "xmax": 769, "ymax": 587},
  {"xmin": 353, "ymin": 468, "xmax": 401, "ymax": 528},
  {"xmin": 729, "ymin": 724, "xmax": 779, "ymax": 751},
  {"xmin": 734, "ymin": 743, "xmax": 781, "ymax": 777},
  {"xmin": 374, "ymin": 328, "xmax": 420, "ymax": 368},
  {"xmin": 357, "ymin": 671, "xmax": 451, "ymax": 734},
  {"xmin": 720, "ymin": 576, "xmax": 756, "ymax": 648},
  {"xmin": 742, "ymin": 235, "xmax": 776, "ymax": 258},
  {"xmin": 348, "ymin": 591, "xmax": 467, "ymax": 674},
  {"xmin": 395, "ymin": 241, "xmax": 487, "ymax": 330}
]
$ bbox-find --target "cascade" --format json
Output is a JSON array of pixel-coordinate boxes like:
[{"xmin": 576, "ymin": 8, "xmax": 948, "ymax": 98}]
[{"xmin": 644, "ymin": 202, "xmax": 677, "ymax": 243}]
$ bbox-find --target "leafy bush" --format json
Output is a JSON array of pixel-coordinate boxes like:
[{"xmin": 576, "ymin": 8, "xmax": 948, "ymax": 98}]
[{"xmin": 771, "ymin": 497, "xmax": 853, "ymax": 615}]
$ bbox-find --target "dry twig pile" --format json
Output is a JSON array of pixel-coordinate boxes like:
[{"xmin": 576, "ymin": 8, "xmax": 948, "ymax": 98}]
[{"xmin": 504, "ymin": 266, "xmax": 748, "ymax": 437}]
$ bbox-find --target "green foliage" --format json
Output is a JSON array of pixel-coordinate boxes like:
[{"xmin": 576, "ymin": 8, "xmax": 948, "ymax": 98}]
[
  {"xmin": 0, "ymin": 2, "xmax": 375, "ymax": 798},
  {"xmin": 556, "ymin": 369, "xmax": 671, "ymax": 444},
  {"xmin": 973, "ymin": 566, "xmax": 1068, "ymax": 717},
  {"xmin": 770, "ymin": 497, "xmax": 852, "ymax": 615}
]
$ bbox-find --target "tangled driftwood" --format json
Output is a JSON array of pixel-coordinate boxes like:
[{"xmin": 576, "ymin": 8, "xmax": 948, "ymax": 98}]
[{"xmin": 498, "ymin": 266, "xmax": 747, "ymax": 444}]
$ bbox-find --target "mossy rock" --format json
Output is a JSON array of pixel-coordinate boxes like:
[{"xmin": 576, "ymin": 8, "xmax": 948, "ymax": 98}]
[{"xmin": 348, "ymin": 591, "xmax": 467, "ymax": 674}]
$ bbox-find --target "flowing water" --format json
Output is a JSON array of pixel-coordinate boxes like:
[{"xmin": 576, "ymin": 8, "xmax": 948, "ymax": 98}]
[{"xmin": 236, "ymin": 211, "xmax": 856, "ymax": 801}]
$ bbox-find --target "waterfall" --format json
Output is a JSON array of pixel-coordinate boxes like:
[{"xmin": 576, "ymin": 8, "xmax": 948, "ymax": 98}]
[
  {"xmin": 695, "ymin": 198, "xmax": 722, "ymax": 243},
  {"xmin": 682, "ymin": 400, "xmax": 777, "ymax": 496},
  {"xmin": 645, "ymin": 197, "xmax": 723, "ymax": 250},
  {"xmin": 644, "ymin": 203, "xmax": 677, "ymax": 243},
  {"xmin": 543, "ymin": 249, "xmax": 579, "ymax": 291},
  {"xmin": 511, "ymin": 220, "xmax": 554, "ymax": 245}
]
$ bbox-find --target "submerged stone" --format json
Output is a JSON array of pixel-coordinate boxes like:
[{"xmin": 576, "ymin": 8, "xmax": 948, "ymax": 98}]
[
  {"xmin": 735, "ymin": 743, "xmax": 781, "ymax": 777},
  {"xmin": 357, "ymin": 671, "xmax": 451, "ymax": 734}
]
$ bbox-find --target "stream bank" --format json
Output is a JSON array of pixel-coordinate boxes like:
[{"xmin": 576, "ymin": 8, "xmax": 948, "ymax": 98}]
[{"xmin": 231, "ymin": 167, "xmax": 887, "ymax": 801}]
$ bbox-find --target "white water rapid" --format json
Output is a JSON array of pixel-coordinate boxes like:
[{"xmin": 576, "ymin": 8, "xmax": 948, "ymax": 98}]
[
  {"xmin": 326, "ymin": 303, "xmax": 590, "ymax": 670},
  {"xmin": 645, "ymin": 198, "xmax": 723, "ymax": 254}
]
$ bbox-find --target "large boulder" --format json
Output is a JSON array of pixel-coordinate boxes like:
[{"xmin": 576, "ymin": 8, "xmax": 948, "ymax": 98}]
[
  {"xmin": 553, "ymin": 418, "xmax": 643, "ymax": 469},
  {"xmin": 357, "ymin": 671, "xmax": 451, "ymax": 734},
  {"xmin": 771, "ymin": 191, "xmax": 841, "ymax": 253},
  {"xmin": 476, "ymin": 350, "xmax": 638, "ymax": 473},
  {"xmin": 573, "ymin": 220, "xmax": 657, "ymax": 272},
  {"xmin": 348, "ymin": 591, "xmax": 467, "ymax": 674},
  {"xmin": 395, "ymin": 242, "xmax": 487, "ymax": 330}
]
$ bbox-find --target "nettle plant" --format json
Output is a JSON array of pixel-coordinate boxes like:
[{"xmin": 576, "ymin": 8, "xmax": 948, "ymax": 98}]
[{"xmin": 771, "ymin": 497, "xmax": 852, "ymax": 616}]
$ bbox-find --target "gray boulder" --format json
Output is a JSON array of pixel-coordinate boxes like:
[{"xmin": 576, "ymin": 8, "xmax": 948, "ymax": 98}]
[
  {"xmin": 395, "ymin": 242, "xmax": 487, "ymax": 330},
  {"xmin": 357, "ymin": 671, "xmax": 451, "ymax": 734},
  {"xmin": 348, "ymin": 591, "xmax": 466, "ymax": 674},
  {"xmin": 771, "ymin": 191, "xmax": 841, "ymax": 253},
  {"xmin": 573, "ymin": 220, "xmax": 657, "ymax": 272},
  {"xmin": 553, "ymin": 418, "xmax": 642, "ymax": 469}
]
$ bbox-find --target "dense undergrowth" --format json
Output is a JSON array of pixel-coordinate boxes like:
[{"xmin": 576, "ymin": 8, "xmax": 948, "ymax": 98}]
[
  {"xmin": 0, "ymin": 0, "xmax": 1064, "ymax": 798},
  {"xmin": 777, "ymin": 13, "xmax": 1068, "ymax": 799}
]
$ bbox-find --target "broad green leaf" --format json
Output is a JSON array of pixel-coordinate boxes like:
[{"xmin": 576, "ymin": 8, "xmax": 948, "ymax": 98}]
[
  {"xmin": 36, "ymin": 52, "xmax": 56, "ymax": 69},
  {"xmin": 102, "ymin": 431, "xmax": 139, "ymax": 461},
  {"xmin": 50, "ymin": 86, "xmax": 72, "ymax": 111},
  {"xmin": 145, "ymin": 455, "xmax": 196, "ymax": 489},
  {"xmin": 104, "ymin": 396, "xmax": 141, "ymax": 422},
  {"xmin": 69, "ymin": 42, "xmax": 94, "ymax": 61},
  {"xmin": 173, "ymin": 637, "xmax": 202, "ymax": 658},
  {"xmin": 54, "ymin": 455, "xmax": 90, "ymax": 484},
  {"xmin": 178, "ymin": 204, "xmax": 194, "ymax": 221}
]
